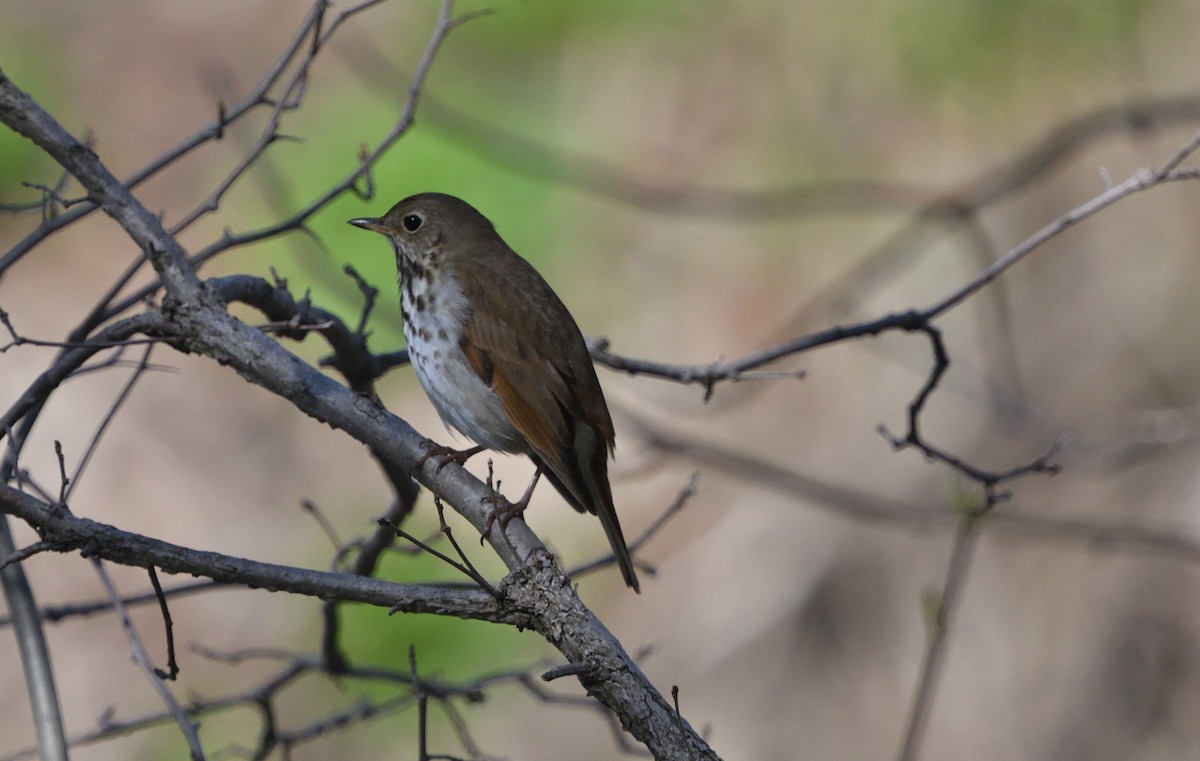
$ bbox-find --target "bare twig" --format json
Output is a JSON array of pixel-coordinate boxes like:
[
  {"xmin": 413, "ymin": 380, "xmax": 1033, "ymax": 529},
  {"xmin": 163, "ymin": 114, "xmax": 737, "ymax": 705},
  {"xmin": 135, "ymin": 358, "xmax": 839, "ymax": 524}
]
[
  {"xmin": 433, "ymin": 497, "xmax": 495, "ymax": 594},
  {"xmin": 926, "ymin": 130, "xmax": 1200, "ymax": 319},
  {"xmin": 146, "ymin": 568, "xmax": 180, "ymax": 681},
  {"xmin": 0, "ymin": 541, "xmax": 53, "ymax": 572},
  {"xmin": 92, "ymin": 558, "xmax": 204, "ymax": 759},
  {"xmin": 896, "ymin": 518, "xmax": 983, "ymax": 761},
  {"xmin": 66, "ymin": 344, "xmax": 157, "ymax": 502},
  {"xmin": 0, "ymin": 580, "xmax": 217, "ymax": 628},
  {"xmin": 381, "ymin": 512, "xmax": 498, "ymax": 596}
]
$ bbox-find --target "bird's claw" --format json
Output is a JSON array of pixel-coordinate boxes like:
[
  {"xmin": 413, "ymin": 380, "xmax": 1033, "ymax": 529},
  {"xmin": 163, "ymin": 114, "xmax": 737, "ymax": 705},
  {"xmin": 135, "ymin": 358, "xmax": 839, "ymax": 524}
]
[
  {"xmin": 411, "ymin": 440, "xmax": 483, "ymax": 477},
  {"xmin": 480, "ymin": 496, "xmax": 527, "ymax": 543}
]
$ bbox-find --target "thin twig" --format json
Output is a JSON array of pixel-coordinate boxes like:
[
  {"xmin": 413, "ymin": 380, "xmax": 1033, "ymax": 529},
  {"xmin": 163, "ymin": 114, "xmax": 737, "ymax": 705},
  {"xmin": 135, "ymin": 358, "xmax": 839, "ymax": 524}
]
[
  {"xmin": 896, "ymin": 518, "xmax": 983, "ymax": 761},
  {"xmin": 91, "ymin": 559, "xmax": 205, "ymax": 759},
  {"xmin": 0, "ymin": 580, "xmax": 217, "ymax": 628},
  {"xmin": 433, "ymin": 497, "xmax": 496, "ymax": 595},
  {"xmin": 66, "ymin": 344, "xmax": 156, "ymax": 502},
  {"xmin": 0, "ymin": 541, "xmax": 53, "ymax": 572},
  {"xmin": 380, "ymin": 513, "xmax": 498, "ymax": 596},
  {"xmin": 146, "ymin": 568, "xmax": 180, "ymax": 681},
  {"xmin": 926, "ymin": 132, "xmax": 1200, "ymax": 319}
]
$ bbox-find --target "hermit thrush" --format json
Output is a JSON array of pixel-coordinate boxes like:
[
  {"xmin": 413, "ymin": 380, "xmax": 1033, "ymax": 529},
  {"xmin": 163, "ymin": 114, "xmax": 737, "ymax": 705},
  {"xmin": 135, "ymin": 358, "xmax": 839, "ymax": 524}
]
[{"xmin": 349, "ymin": 193, "xmax": 639, "ymax": 592}]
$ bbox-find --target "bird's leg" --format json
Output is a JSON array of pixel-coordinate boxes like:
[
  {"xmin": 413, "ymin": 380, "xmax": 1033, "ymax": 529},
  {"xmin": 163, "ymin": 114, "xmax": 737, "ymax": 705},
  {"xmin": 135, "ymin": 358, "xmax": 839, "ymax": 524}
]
[
  {"xmin": 412, "ymin": 441, "xmax": 484, "ymax": 476},
  {"xmin": 482, "ymin": 465, "xmax": 543, "ymax": 541}
]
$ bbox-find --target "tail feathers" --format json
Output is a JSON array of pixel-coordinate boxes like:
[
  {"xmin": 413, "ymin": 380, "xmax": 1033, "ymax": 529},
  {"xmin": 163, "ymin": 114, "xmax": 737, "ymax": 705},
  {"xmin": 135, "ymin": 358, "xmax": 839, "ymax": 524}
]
[
  {"xmin": 540, "ymin": 461, "xmax": 640, "ymax": 593},
  {"xmin": 595, "ymin": 499, "xmax": 640, "ymax": 593}
]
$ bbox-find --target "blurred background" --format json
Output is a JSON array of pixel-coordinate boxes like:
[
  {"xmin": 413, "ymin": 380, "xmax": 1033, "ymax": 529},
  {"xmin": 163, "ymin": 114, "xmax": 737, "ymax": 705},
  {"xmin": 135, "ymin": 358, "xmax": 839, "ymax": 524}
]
[{"xmin": 4, "ymin": 0, "xmax": 1200, "ymax": 759}]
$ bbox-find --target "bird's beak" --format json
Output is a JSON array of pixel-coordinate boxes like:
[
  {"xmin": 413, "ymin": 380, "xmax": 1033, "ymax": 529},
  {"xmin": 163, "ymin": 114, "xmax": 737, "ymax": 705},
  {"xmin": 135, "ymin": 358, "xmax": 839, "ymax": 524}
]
[{"xmin": 348, "ymin": 217, "xmax": 390, "ymax": 235}]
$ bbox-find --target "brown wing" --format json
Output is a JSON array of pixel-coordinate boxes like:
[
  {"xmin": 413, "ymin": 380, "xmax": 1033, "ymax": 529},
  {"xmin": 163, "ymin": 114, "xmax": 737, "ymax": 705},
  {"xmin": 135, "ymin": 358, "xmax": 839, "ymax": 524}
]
[
  {"xmin": 456, "ymin": 252, "xmax": 638, "ymax": 591},
  {"xmin": 455, "ymin": 253, "xmax": 611, "ymax": 458}
]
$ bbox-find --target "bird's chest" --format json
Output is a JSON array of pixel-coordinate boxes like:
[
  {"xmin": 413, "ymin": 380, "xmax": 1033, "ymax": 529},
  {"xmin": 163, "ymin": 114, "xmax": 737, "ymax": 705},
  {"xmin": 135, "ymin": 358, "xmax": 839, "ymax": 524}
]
[{"xmin": 400, "ymin": 264, "xmax": 525, "ymax": 452}]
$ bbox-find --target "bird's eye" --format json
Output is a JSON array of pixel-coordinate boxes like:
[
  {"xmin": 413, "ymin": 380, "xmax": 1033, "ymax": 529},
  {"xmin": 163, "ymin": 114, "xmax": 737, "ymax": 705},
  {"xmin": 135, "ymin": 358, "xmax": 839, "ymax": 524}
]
[{"xmin": 402, "ymin": 214, "xmax": 423, "ymax": 232}]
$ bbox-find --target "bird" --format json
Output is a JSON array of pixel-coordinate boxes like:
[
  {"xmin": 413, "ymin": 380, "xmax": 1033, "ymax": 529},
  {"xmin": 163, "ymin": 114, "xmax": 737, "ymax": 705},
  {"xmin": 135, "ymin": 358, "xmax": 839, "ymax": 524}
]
[{"xmin": 349, "ymin": 193, "xmax": 639, "ymax": 592}]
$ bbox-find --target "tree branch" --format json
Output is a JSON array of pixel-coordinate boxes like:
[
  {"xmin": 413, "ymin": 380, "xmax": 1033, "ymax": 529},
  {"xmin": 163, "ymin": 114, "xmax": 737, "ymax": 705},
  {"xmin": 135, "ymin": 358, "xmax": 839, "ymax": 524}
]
[{"xmin": 0, "ymin": 483, "xmax": 511, "ymax": 623}]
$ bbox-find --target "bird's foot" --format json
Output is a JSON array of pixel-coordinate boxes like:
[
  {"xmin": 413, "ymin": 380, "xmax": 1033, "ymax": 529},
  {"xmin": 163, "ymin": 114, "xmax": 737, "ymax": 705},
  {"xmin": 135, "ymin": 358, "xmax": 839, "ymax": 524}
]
[
  {"xmin": 412, "ymin": 440, "xmax": 484, "ymax": 476},
  {"xmin": 481, "ymin": 465, "xmax": 543, "ymax": 543},
  {"xmin": 481, "ymin": 499, "xmax": 524, "ymax": 542}
]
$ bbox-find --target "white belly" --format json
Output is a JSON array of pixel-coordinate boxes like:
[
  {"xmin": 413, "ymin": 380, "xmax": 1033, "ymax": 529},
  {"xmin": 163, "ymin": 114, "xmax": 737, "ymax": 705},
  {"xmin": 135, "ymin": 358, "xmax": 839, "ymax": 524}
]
[{"xmin": 402, "ymin": 268, "xmax": 526, "ymax": 454}]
